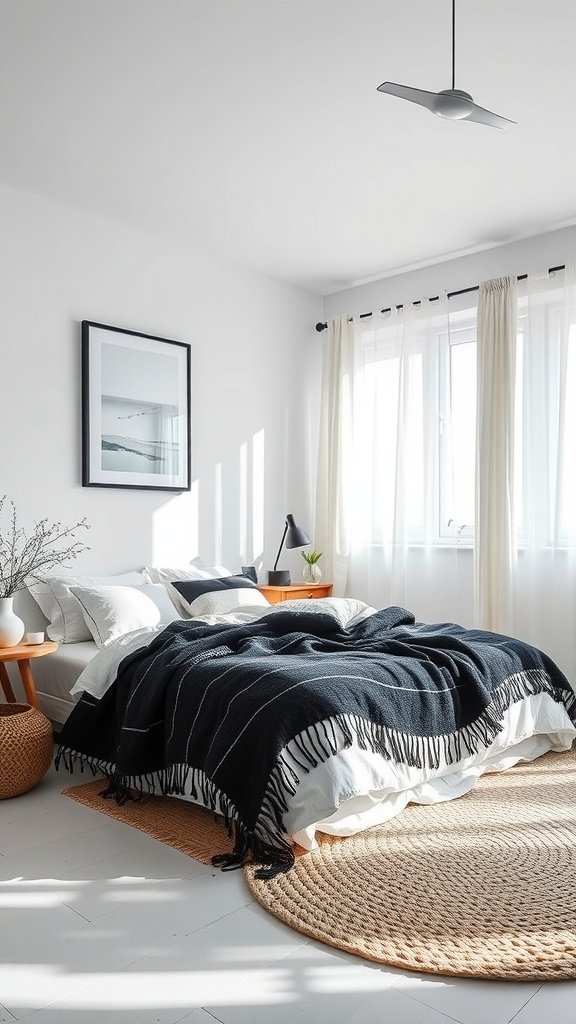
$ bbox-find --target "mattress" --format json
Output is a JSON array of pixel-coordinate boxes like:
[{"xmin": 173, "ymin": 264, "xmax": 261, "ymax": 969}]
[{"xmin": 31, "ymin": 642, "xmax": 97, "ymax": 724}]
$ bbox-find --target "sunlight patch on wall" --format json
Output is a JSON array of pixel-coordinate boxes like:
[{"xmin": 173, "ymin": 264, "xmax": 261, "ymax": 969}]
[
  {"xmin": 239, "ymin": 441, "xmax": 248, "ymax": 563},
  {"xmin": 214, "ymin": 461, "xmax": 223, "ymax": 565},
  {"xmin": 151, "ymin": 483, "xmax": 199, "ymax": 565},
  {"xmin": 252, "ymin": 429, "xmax": 265, "ymax": 561}
]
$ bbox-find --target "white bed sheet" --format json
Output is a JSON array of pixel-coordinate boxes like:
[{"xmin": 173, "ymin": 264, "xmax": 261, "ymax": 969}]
[
  {"xmin": 148, "ymin": 692, "xmax": 575, "ymax": 849},
  {"xmin": 288, "ymin": 693, "xmax": 575, "ymax": 847},
  {"xmin": 32, "ymin": 642, "xmax": 97, "ymax": 724}
]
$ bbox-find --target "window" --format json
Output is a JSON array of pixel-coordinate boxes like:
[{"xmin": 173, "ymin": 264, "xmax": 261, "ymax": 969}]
[
  {"xmin": 516, "ymin": 295, "xmax": 576, "ymax": 545},
  {"xmin": 351, "ymin": 319, "xmax": 433, "ymax": 546},
  {"xmin": 439, "ymin": 320, "xmax": 477, "ymax": 540},
  {"xmin": 351, "ymin": 280, "xmax": 576, "ymax": 550},
  {"xmin": 352, "ymin": 307, "xmax": 477, "ymax": 547},
  {"xmin": 352, "ymin": 348, "xmax": 402, "ymax": 545}
]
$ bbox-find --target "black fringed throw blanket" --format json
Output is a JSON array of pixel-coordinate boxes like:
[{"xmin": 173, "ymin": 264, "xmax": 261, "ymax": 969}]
[{"xmin": 56, "ymin": 607, "xmax": 576, "ymax": 876}]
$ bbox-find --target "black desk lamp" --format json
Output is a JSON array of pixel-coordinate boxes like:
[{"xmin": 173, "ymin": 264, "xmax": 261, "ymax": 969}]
[{"xmin": 268, "ymin": 514, "xmax": 311, "ymax": 585}]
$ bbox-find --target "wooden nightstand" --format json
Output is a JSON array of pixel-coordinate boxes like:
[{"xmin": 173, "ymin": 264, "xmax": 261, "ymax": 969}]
[
  {"xmin": 0, "ymin": 641, "xmax": 58, "ymax": 708},
  {"xmin": 257, "ymin": 583, "xmax": 333, "ymax": 605}
]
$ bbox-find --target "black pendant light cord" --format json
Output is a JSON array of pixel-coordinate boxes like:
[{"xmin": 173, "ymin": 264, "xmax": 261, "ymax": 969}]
[{"xmin": 451, "ymin": 0, "xmax": 456, "ymax": 89}]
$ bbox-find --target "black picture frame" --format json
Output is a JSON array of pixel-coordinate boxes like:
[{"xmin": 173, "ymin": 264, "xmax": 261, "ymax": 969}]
[{"xmin": 82, "ymin": 320, "xmax": 191, "ymax": 491}]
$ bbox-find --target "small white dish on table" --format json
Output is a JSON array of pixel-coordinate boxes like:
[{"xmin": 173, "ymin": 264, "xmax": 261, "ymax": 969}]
[{"xmin": 25, "ymin": 631, "xmax": 45, "ymax": 645}]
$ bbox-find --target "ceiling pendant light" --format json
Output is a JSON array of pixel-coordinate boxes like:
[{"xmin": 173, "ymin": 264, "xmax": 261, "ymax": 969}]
[{"xmin": 377, "ymin": 0, "xmax": 516, "ymax": 129}]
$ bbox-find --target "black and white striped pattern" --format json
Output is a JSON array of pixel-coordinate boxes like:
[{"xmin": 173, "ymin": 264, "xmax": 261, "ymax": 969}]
[{"xmin": 56, "ymin": 606, "xmax": 576, "ymax": 877}]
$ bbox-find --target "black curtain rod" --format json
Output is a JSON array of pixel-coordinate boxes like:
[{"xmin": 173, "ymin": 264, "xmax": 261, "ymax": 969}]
[{"xmin": 314, "ymin": 264, "xmax": 566, "ymax": 332}]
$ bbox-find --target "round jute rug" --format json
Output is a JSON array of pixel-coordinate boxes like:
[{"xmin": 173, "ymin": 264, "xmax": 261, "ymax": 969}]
[{"xmin": 245, "ymin": 745, "xmax": 576, "ymax": 981}]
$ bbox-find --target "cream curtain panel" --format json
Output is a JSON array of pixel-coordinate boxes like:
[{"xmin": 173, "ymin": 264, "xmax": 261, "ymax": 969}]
[
  {"xmin": 474, "ymin": 276, "xmax": 517, "ymax": 632},
  {"xmin": 512, "ymin": 266, "xmax": 576, "ymax": 677},
  {"xmin": 475, "ymin": 267, "xmax": 576, "ymax": 675},
  {"xmin": 314, "ymin": 302, "xmax": 467, "ymax": 621},
  {"xmin": 314, "ymin": 315, "xmax": 354, "ymax": 596}
]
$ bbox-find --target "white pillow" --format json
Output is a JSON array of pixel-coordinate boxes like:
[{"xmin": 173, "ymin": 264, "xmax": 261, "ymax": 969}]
[
  {"xmin": 144, "ymin": 564, "xmax": 233, "ymax": 585},
  {"xmin": 261, "ymin": 597, "xmax": 376, "ymax": 630},
  {"xmin": 169, "ymin": 576, "xmax": 269, "ymax": 618},
  {"xmin": 70, "ymin": 584, "xmax": 180, "ymax": 648},
  {"xmin": 28, "ymin": 570, "xmax": 145, "ymax": 643}
]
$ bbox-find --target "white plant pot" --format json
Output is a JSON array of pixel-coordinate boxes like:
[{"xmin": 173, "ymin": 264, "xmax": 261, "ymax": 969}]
[{"xmin": 0, "ymin": 596, "xmax": 25, "ymax": 648}]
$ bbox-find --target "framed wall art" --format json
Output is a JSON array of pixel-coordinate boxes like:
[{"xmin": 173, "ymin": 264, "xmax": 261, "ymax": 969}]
[{"xmin": 82, "ymin": 321, "xmax": 191, "ymax": 491}]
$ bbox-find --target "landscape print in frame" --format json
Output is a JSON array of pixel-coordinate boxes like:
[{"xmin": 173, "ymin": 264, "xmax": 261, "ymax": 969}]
[{"xmin": 82, "ymin": 321, "xmax": 191, "ymax": 491}]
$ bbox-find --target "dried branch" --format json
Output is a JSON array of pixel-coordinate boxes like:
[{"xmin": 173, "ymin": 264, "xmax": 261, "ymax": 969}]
[{"xmin": 0, "ymin": 497, "xmax": 90, "ymax": 598}]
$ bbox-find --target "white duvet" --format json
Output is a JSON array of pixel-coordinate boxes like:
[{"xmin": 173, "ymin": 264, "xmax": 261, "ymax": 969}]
[{"xmin": 71, "ymin": 598, "xmax": 576, "ymax": 850}]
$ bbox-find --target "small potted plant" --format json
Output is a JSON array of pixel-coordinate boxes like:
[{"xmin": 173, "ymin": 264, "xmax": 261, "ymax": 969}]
[
  {"xmin": 0, "ymin": 497, "xmax": 89, "ymax": 647},
  {"xmin": 301, "ymin": 549, "xmax": 323, "ymax": 585}
]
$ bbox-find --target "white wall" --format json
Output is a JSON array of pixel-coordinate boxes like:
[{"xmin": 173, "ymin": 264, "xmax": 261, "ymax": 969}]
[
  {"xmin": 0, "ymin": 181, "xmax": 321, "ymax": 620},
  {"xmin": 324, "ymin": 225, "xmax": 576, "ymax": 318}
]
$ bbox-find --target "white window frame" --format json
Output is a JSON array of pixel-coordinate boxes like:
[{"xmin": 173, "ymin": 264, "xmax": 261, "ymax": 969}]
[
  {"xmin": 355, "ymin": 287, "xmax": 576, "ymax": 552},
  {"xmin": 438, "ymin": 317, "xmax": 477, "ymax": 544},
  {"xmin": 356, "ymin": 307, "xmax": 478, "ymax": 549}
]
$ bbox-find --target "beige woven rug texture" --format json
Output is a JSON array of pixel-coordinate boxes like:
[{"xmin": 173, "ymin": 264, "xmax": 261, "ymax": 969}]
[
  {"xmin": 63, "ymin": 780, "xmax": 232, "ymax": 864},
  {"xmin": 64, "ymin": 744, "xmax": 576, "ymax": 981}
]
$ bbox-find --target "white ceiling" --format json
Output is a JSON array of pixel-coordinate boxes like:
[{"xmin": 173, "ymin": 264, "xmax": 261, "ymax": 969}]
[{"xmin": 1, "ymin": 0, "xmax": 576, "ymax": 294}]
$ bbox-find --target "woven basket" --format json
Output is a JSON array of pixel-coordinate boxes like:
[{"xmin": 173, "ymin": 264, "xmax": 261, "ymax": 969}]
[{"xmin": 0, "ymin": 703, "xmax": 54, "ymax": 799}]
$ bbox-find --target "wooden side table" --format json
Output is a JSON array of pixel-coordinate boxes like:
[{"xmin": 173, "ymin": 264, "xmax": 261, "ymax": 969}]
[
  {"xmin": 257, "ymin": 583, "xmax": 333, "ymax": 605},
  {"xmin": 0, "ymin": 641, "xmax": 58, "ymax": 708}
]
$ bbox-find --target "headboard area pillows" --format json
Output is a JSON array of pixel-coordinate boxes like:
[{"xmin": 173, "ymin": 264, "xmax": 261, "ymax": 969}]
[
  {"xmin": 27, "ymin": 570, "xmax": 146, "ymax": 643},
  {"xmin": 69, "ymin": 584, "xmax": 180, "ymax": 648},
  {"xmin": 170, "ymin": 575, "xmax": 269, "ymax": 618}
]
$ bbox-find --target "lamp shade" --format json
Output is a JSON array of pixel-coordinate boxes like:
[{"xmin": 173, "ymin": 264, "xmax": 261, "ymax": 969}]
[
  {"xmin": 268, "ymin": 513, "xmax": 311, "ymax": 585},
  {"xmin": 285, "ymin": 514, "xmax": 311, "ymax": 550}
]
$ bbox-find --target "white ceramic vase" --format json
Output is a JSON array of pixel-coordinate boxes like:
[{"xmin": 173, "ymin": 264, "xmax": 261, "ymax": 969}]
[
  {"xmin": 302, "ymin": 562, "xmax": 322, "ymax": 585},
  {"xmin": 0, "ymin": 596, "xmax": 25, "ymax": 648}
]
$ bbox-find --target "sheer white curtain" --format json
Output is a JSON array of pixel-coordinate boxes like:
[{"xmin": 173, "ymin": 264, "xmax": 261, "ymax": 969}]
[
  {"xmin": 316, "ymin": 268, "xmax": 576, "ymax": 678},
  {"xmin": 475, "ymin": 277, "xmax": 517, "ymax": 632},
  {"xmin": 315, "ymin": 301, "xmax": 472, "ymax": 622},
  {"xmin": 511, "ymin": 266, "xmax": 576, "ymax": 677}
]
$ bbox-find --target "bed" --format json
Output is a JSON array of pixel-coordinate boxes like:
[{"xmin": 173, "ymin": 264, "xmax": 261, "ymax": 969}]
[
  {"xmin": 8, "ymin": 589, "xmax": 94, "ymax": 723},
  {"xmin": 30, "ymin": 642, "xmax": 95, "ymax": 723},
  {"xmin": 53, "ymin": 591, "xmax": 576, "ymax": 875}
]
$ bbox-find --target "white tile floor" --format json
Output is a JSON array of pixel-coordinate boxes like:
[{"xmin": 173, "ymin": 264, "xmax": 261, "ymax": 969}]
[{"xmin": 0, "ymin": 765, "xmax": 574, "ymax": 1024}]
